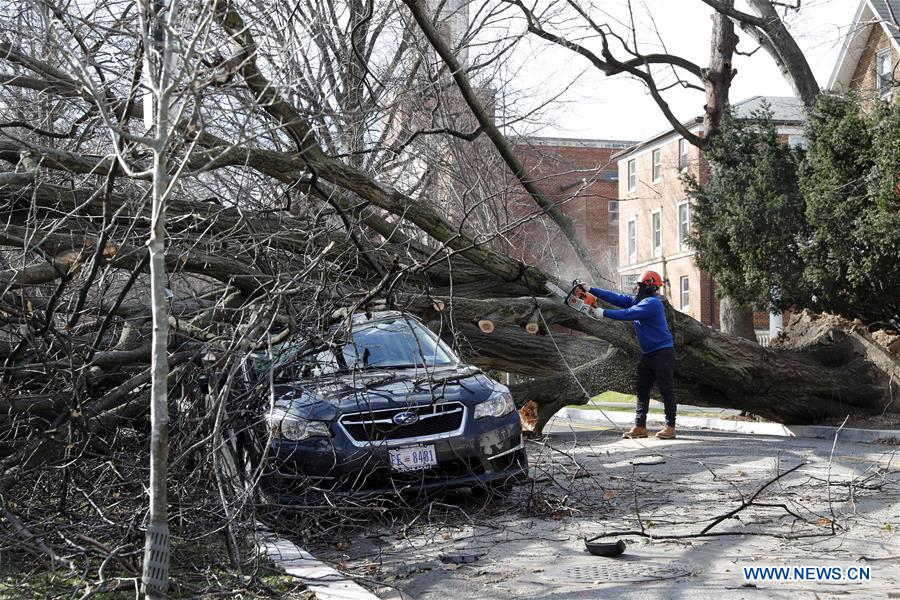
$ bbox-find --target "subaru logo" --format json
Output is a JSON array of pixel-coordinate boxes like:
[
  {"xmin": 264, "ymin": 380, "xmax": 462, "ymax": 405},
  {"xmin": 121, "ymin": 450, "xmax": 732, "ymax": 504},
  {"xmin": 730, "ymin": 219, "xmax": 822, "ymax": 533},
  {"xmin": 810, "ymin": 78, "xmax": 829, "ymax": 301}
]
[{"xmin": 393, "ymin": 411, "xmax": 418, "ymax": 426}]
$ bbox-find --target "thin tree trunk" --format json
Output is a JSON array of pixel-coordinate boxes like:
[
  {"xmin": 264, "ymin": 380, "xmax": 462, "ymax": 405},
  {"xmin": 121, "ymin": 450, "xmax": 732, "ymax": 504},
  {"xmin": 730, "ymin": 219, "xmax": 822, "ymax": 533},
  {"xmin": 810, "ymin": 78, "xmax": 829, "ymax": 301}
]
[{"xmin": 141, "ymin": 1, "xmax": 175, "ymax": 596}]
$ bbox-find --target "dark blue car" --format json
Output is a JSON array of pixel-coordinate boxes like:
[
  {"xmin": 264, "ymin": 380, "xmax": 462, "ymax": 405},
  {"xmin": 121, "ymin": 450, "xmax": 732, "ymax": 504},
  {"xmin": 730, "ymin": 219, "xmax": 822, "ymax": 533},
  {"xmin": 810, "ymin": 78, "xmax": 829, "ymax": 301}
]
[{"xmin": 241, "ymin": 311, "xmax": 527, "ymax": 499}]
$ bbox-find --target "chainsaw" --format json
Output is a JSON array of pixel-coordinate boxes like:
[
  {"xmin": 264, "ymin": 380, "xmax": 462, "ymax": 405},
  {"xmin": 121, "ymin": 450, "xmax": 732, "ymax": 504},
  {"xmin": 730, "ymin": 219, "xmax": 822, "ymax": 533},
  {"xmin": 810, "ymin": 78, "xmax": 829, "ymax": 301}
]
[{"xmin": 545, "ymin": 280, "xmax": 604, "ymax": 320}]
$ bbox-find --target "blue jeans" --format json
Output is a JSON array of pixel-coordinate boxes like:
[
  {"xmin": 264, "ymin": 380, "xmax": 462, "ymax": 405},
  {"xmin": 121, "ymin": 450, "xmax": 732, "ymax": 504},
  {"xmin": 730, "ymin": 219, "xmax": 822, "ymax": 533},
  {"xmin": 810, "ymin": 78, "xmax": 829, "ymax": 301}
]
[{"xmin": 635, "ymin": 347, "xmax": 676, "ymax": 427}]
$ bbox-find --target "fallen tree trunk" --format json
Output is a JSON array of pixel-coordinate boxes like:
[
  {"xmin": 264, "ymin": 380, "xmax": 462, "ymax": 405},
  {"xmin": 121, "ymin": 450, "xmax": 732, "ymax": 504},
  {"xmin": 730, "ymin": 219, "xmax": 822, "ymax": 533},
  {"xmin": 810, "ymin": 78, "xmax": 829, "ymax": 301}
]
[{"xmin": 409, "ymin": 296, "xmax": 900, "ymax": 432}]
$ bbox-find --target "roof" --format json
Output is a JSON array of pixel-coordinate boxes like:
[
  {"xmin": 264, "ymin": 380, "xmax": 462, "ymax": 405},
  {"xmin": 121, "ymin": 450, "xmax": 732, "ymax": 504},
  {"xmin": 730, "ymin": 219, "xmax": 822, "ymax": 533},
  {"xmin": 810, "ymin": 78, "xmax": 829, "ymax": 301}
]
[
  {"xmin": 873, "ymin": 0, "xmax": 900, "ymax": 44},
  {"xmin": 612, "ymin": 95, "xmax": 806, "ymax": 160},
  {"xmin": 828, "ymin": 0, "xmax": 900, "ymax": 91},
  {"xmin": 731, "ymin": 95, "xmax": 807, "ymax": 121},
  {"xmin": 517, "ymin": 136, "xmax": 639, "ymax": 149}
]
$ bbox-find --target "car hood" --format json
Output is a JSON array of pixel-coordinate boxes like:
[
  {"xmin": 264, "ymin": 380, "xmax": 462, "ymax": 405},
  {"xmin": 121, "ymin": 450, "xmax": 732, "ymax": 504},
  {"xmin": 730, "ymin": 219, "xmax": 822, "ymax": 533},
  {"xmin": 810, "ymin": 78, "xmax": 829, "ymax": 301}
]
[{"xmin": 270, "ymin": 364, "xmax": 495, "ymax": 421}]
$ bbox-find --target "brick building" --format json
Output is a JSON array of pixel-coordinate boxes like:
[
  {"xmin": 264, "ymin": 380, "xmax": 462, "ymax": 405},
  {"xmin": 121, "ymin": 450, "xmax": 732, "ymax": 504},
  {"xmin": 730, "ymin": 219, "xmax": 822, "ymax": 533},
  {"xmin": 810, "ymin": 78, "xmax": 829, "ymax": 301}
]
[
  {"xmin": 828, "ymin": 0, "xmax": 900, "ymax": 105},
  {"xmin": 502, "ymin": 137, "xmax": 636, "ymax": 283},
  {"xmin": 613, "ymin": 96, "xmax": 806, "ymax": 333}
]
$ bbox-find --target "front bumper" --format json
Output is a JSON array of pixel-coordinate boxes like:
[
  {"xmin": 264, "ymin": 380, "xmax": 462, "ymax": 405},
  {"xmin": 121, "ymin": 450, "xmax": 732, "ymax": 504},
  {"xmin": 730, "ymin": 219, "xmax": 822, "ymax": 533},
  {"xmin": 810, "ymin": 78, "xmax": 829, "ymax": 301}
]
[{"xmin": 259, "ymin": 411, "xmax": 527, "ymax": 498}]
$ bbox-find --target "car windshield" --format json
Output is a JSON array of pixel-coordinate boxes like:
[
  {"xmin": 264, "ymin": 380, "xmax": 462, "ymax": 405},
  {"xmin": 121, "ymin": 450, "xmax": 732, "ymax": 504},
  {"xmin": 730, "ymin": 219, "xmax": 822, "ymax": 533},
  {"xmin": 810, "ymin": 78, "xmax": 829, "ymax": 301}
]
[{"xmin": 267, "ymin": 317, "xmax": 457, "ymax": 379}]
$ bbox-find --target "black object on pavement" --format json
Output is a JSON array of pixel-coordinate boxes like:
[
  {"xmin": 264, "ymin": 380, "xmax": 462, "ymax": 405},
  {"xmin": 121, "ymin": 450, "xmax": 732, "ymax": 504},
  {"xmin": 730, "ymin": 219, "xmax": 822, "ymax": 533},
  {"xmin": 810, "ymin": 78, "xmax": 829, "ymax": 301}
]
[
  {"xmin": 439, "ymin": 553, "xmax": 484, "ymax": 565},
  {"xmin": 584, "ymin": 539, "xmax": 627, "ymax": 557}
]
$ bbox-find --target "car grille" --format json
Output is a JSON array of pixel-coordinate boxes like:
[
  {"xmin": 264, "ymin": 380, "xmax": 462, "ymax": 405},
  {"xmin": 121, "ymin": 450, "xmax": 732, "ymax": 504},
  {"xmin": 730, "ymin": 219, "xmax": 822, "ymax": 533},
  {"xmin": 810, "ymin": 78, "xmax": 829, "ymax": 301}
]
[{"xmin": 338, "ymin": 402, "xmax": 465, "ymax": 444}]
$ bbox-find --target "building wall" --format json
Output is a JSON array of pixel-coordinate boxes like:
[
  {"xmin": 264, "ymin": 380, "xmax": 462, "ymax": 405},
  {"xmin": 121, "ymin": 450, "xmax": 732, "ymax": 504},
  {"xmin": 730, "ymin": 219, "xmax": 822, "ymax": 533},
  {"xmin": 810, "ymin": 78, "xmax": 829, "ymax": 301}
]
[
  {"xmin": 849, "ymin": 25, "xmax": 900, "ymax": 106},
  {"xmin": 616, "ymin": 131, "xmax": 710, "ymax": 323},
  {"xmin": 616, "ymin": 127, "xmax": 798, "ymax": 331},
  {"xmin": 506, "ymin": 139, "xmax": 632, "ymax": 283}
]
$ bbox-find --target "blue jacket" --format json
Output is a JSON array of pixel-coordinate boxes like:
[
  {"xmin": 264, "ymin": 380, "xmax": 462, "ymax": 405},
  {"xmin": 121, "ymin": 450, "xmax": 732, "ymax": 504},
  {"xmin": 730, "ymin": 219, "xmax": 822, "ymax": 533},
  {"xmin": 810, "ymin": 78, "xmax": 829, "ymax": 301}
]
[{"xmin": 589, "ymin": 287, "xmax": 674, "ymax": 355}]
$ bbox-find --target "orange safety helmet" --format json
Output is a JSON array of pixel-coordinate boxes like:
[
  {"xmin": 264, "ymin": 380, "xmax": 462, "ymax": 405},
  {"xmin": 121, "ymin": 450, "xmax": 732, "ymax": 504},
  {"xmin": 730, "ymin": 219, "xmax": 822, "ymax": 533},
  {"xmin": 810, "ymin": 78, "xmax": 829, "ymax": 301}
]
[{"xmin": 638, "ymin": 270, "xmax": 663, "ymax": 289}]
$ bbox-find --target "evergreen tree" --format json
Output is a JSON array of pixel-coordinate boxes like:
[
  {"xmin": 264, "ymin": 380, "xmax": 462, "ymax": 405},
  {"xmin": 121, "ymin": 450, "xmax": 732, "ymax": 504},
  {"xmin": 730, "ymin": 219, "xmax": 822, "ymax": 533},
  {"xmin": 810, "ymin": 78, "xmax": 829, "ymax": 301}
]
[
  {"xmin": 684, "ymin": 105, "xmax": 808, "ymax": 312},
  {"xmin": 800, "ymin": 96, "xmax": 900, "ymax": 323},
  {"xmin": 686, "ymin": 96, "xmax": 899, "ymax": 324}
]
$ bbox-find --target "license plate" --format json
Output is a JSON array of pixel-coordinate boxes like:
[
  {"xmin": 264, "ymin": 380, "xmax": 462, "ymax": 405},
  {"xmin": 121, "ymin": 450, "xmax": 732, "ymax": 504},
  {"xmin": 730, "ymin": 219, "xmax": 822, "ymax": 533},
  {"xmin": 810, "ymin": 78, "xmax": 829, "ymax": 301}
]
[{"xmin": 388, "ymin": 445, "xmax": 437, "ymax": 472}]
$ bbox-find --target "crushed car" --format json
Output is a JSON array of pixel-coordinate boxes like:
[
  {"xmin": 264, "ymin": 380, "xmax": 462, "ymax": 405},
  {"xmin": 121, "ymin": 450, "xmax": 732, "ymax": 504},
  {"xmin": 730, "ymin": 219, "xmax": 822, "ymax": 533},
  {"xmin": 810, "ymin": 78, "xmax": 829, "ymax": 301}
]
[{"xmin": 238, "ymin": 311, "xmax": 527, "ymax": 500}]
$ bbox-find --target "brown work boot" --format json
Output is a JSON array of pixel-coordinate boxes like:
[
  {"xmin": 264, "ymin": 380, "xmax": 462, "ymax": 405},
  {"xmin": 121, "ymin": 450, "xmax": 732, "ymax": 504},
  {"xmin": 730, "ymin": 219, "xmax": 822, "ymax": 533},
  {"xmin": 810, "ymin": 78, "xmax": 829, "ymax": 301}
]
[
  {"xmin": 622, "ymin": 426, "xmax": 648, "ymax": 439},
  {"xmin": 655, "ymin": 426, "xmax": 676, "ymax": 439}
]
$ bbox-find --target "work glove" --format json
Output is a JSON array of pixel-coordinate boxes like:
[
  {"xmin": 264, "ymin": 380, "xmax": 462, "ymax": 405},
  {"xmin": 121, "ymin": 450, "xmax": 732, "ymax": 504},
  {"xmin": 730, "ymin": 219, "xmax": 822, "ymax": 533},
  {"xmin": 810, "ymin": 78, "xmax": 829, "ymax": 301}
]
[
  {"xmin": 590, "ymin": 307, "xmax": 606, "ymax": 319},
  {"xmin": 575, "ymin": 281, "xmax": 589, "ymax": 294}
]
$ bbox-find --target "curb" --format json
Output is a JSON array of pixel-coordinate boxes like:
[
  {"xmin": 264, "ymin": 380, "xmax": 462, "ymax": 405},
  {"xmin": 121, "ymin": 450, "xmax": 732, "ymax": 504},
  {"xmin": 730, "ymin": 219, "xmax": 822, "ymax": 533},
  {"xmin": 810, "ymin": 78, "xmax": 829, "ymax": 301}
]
[
  {"xmin": 557, "ymin": 407, "xmax": 900, "ymax": 444},
  {"xmin": 257, "ymin": 528, "xmax": 381, "ymax": 600}
]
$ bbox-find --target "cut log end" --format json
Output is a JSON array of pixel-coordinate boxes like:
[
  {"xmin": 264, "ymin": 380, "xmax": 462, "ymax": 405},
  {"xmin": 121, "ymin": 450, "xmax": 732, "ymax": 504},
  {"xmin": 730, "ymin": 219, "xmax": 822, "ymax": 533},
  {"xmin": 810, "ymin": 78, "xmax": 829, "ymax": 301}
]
[
  {"xmin": 524, "ymin": 322, "xmax": 540, "ymax": 335},
  {"xmin": 477, "ymin": 319, "xmax": 495, "ymax": 334},
  {"xmin": 519, "ymin": 400, "xmax": 538, "ymax": 433}
]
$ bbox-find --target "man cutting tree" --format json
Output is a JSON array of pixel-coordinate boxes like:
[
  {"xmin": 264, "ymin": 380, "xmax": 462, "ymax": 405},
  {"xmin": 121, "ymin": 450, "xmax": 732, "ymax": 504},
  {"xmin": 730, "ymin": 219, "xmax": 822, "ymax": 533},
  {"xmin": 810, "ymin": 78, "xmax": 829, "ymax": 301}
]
[{"xmin": 576, "ymin": 271, "xmax": 677, "ymax": 439}]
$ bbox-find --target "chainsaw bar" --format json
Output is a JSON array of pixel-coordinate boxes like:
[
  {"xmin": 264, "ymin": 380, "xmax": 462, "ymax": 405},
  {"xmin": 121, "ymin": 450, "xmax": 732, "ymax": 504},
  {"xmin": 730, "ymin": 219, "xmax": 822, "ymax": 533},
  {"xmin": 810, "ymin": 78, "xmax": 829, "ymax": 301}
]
[{"xmin": 545, "ymin": 282, "xmax": 603, "ymax": 321}]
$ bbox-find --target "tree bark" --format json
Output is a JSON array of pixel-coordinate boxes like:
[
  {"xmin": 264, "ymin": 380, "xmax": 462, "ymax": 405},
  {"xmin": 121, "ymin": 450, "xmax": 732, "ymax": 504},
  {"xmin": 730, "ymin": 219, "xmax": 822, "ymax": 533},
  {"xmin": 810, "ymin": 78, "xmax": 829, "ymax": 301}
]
[
  {"xmin": 703, "ymin": 0, "xmax": 739, "ymax": 140},
  {"xmin": 719, "ymin": 295, "xmax": 757, "ymax": 342},
  {"xmin": 141, "ymin": 1, "xmax": 173, "ymax": 596}
]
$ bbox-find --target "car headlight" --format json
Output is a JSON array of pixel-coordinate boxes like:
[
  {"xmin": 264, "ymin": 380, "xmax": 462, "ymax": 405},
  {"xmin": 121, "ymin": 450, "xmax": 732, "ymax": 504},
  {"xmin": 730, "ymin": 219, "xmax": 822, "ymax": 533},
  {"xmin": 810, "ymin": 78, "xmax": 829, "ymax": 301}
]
[
  {"xmin": 474, "ymin": 388, "xmax": 516, "ymax": 420},
  {"xmin": 267, "ymin": 413, "xmax": 330, "ymax": 441}
]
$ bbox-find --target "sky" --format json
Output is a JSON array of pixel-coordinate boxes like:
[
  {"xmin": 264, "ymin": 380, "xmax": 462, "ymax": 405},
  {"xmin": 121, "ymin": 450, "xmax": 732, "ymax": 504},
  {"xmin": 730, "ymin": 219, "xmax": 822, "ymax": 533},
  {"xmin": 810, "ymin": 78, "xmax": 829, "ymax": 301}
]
[{"xmin": 498, "ymin": 0, "xmax": 860, "ymax": 141}]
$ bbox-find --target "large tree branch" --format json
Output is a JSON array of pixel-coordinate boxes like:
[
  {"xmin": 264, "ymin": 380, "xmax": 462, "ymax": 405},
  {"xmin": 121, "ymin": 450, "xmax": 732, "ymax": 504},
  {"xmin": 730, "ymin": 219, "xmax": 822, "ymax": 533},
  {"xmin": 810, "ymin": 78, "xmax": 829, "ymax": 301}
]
[
  {"xmin": 703, "ymin": 1, "xmax": 740, "ymax": 140},
  {"xmin": 0, "ymin": 223, "xmax": 273, "ymax": 295},
  {"xmin": 504, "ymin": 0, "xmax": 707, "ymax": 148},
  {"xmin": 743, "ymin": 0, "xmax": 819, "ymax": 108},
  {"xmin": 403, "ymin": 0, "xmax": 612, "ymax": 285},
  {"xmin": 409, "ymin": 296, "xmax": 895, "ymax": 425},
  {"xmin": 0, "ymin": 43, "xmax": 144, "ymax": 119},
  {"xmin": 702, "ymin": 0, "xmax": 819, "ymax": 108},
  {"xmin": 197, "ymin": 2, "xmax": 551, "ymax": 294}
]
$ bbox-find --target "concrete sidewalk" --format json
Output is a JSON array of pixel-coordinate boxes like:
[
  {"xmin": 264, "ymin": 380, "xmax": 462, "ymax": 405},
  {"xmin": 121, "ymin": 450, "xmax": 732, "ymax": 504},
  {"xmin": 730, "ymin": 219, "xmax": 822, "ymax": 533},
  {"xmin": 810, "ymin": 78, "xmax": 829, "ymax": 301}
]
[
  {"xmin": 555, "ymin": 403, "xmax": 900, "ymax": 445},
  {"xmin": 258, "ymin": 528, "xmax": 381, "ymax": 600}
]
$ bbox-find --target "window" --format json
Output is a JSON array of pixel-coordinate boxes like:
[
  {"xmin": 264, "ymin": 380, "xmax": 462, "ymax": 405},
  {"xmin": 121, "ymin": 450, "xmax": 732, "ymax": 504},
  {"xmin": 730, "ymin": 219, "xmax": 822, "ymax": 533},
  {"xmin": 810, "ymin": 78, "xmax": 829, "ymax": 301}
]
[
  {"xmin": 678, "ymin": 139, "xmax": 689, "ymax": 169},
  {"xmin": 876, "ymin": 49, "xmax": 892, "ymax": 96},
  {"xmin": 650, "ymin": 210, "xmax": 661, "ymax": 257},
  {"xmin": 269, "ymin": 317, "xmax": 457, "ymax": 378},
  {"xmin": 627, "ymin": 219, "xmax": 636, "ymax": 264},
  {"xmin": 627, "ymin": 159, "xmax": 635, "ymax": 190},
  {"xmin": 651, "ymin": 149, "xmax": 661, "ymax": 181},
  {"xmin": 677, "ymin": 202, "xmax": 690, "ymax": 250},
  {"xmin": 680, "ymin": 276, "xmax": 690, "ymax": 309},
  {"xmin": 788, "ymin": 134, "xmax": 807, "ymax": 149},
  {"xmin": 608, "ymin": 200, "xmax": 619, "ymax": 224},
  {"xmin": 600, "ymin": 170, "xmax": 618, "ymax": 182}
]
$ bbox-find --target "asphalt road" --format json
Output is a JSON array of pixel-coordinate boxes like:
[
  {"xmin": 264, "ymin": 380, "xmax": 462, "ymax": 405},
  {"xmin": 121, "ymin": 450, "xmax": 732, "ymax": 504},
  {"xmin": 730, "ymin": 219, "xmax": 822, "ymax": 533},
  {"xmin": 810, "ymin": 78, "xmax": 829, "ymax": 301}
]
[{"xmin": 304, "ymin": 426, "xmax": 900, "ymax": 599}]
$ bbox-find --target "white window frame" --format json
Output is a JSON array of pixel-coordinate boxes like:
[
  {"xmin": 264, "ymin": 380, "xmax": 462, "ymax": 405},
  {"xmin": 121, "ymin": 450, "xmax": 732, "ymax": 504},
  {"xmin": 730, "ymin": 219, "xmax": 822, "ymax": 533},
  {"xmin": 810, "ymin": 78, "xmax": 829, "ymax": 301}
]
[
  {"xmin": 876, "ymin": 49, "xmax": 893, "ymax": 97},
  {"xmin": 678, "ymin": 138, "xmax": 689, "ymax": 169},
  {"xmin": 627, "ymin": 159, "xmax": 636, "ymax": 191},
  {"xmin": 627, "ymin": 218, "xmax": 636, "ymax": 264},
  {"xmin": 677, "ymin": 201, "xmax": 690, "ymax": 251},
  {"xmin": 680, "ymin": 275, "xmax": 690, "ymax": 310},
  {"xmin": 650, "ymin": 208, "xmax": 661, "ymax": 258},
  {"xmin": 651, "ymin": 148, "xmax": 661, "ymax": 182},
  {"xmin": 608, "ymin": 200, "xmax": 619, "ymax": 227}
]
